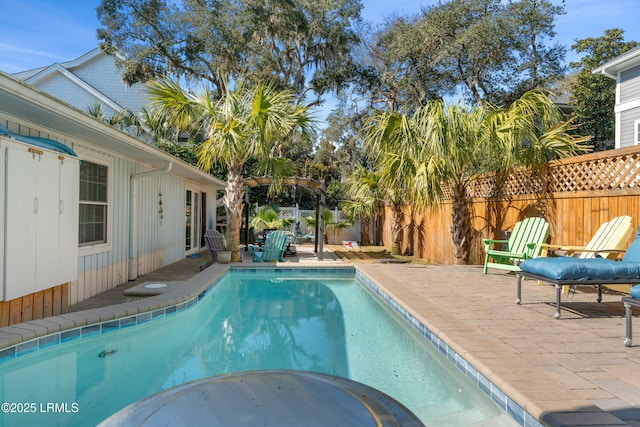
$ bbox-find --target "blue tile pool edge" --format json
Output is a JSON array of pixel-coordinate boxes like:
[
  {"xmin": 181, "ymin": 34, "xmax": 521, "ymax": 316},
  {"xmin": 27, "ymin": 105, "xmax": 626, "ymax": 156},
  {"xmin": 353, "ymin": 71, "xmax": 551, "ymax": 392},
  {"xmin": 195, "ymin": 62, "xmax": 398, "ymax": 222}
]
[
  {"xmin": 0, "ymin": 266, "xmax": 356, "ymax": 363},
  {"xmin": 354, "ymin": 269, "xmax": 542, "ymax": 427},
  {"xmin": 0, "ymin": 286, "xmax": 210, "ymax": 363}
]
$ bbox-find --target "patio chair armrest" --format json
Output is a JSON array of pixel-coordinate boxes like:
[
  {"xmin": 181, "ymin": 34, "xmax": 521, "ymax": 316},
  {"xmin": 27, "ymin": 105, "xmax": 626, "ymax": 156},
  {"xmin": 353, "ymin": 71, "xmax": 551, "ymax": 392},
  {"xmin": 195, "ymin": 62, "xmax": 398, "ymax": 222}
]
[
  {"xmin": 594, "ymin": 249, "xmax": 626, "ymax": 259},
  {"xmin": 525, "ymin": 241, "xmax": 548, "ymax": 257},
  {"xmin": 537, "ymin": 243, "xmax": 586, "ymax": 252},
  {"xmin": 525, "ymin": 241, "xmax": 541, "ymax": 250},
  {"xmin": 249, "ymin": 244, "xmax": 263, "ymax": 254},
  {"xmin": 483, "ymin": 239, "xmax": 508, "ymax": 249}
]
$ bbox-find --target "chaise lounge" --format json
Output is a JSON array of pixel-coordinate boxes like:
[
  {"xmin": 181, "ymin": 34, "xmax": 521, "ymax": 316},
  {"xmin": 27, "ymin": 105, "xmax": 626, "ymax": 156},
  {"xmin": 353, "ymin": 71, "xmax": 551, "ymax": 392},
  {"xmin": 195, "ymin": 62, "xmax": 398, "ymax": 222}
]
[
  {"xmin": 536, "ymin": 215, "xmax": 633, "ymax": 294},
  {"xmin": 516, "ymin": 227, "xmax": 640, "ymax": 319}
]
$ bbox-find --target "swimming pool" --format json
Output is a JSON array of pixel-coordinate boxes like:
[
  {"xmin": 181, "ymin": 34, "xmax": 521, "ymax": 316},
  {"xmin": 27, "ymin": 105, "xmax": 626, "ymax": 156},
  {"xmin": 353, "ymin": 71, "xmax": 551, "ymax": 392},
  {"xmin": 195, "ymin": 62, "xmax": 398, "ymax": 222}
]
[{"xmin": 0, "ymin": 268, "xmax": 518, "ymax": 426}]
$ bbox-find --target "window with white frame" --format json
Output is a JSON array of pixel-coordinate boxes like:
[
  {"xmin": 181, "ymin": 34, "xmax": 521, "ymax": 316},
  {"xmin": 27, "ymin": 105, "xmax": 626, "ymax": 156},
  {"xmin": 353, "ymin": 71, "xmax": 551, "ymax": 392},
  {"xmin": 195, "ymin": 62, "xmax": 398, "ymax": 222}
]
[
  {"xmin": 79, "ymin": 160, "xmax": 109, "ymax": 246},
  {"xmin": 636, "ymin": 119, "xmax": 640, "ymax": 145}
]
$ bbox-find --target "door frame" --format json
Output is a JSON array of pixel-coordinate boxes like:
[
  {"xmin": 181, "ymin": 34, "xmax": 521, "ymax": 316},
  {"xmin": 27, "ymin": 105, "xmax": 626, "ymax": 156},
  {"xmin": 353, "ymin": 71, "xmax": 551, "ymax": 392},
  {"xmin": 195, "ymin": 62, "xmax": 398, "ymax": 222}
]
[{"xmin": 185, "ymin": 187, "xmax": 203, "ymax": 255}]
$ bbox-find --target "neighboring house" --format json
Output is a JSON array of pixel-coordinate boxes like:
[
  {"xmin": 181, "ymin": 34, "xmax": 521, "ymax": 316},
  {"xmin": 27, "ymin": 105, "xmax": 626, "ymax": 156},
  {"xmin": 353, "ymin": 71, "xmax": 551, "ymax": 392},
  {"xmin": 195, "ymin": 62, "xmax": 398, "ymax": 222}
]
[
  {"xmin": 548, "ymin": 89, "xmax": 574, "ymax": 117},
  {"xmin": 11, "ymin": 48, "xmax": 148, "ymax": 118},
  {"xmin": 593, "ymin": 46, "xmax": 640, "ymax": 149},
  {"xmin": 0, "ymin": 72, "xmax": 226, "ymax": 327}
]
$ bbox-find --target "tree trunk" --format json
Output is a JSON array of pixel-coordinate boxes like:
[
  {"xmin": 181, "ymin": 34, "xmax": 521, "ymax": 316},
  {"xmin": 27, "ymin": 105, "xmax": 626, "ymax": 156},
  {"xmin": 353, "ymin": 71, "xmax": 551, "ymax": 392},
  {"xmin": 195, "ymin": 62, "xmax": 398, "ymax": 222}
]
[
  {"xmin": 224, "ymin": 164, "xmax": 244, "ymax": 262},
  {"xmin": 391, "ymin": 204, "xmax": 403, "ymax": 255},
  {"xmin": 449, "ymin": 182, "xmax": 471, "ymax": 265},
  {"xmin": 360, "ymin": 217, "xmax": 371, "ymax": 246}
]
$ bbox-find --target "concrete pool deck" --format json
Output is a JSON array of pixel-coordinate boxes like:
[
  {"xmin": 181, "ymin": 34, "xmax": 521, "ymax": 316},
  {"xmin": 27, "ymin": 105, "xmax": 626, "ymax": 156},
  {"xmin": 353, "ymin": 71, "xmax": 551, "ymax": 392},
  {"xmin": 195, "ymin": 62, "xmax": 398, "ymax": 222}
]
[{"xmin": 3, "ymin": 245, "xmax": 640, "ymax": 426}]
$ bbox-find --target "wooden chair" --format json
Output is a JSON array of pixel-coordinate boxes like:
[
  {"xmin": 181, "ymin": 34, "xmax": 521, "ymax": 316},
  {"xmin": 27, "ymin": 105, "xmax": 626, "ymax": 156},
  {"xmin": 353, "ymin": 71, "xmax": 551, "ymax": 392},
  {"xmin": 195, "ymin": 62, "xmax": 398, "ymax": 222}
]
[
  {"xmin": 538, "ymin": 215, "xmax": 633, "ymax": 260},
  {"xmin": 483, "ymin": 217, "xmax": 549, "ymax": 273},
  {"xmin": 199, "ymin": 229, "xmax": 227, "ymax": 270},
  {"xmin": 250, "ymin": 230, "xmax": 288, "ymax": 262},
  {"xmin": 252, "ymin": 228, "xmax": 266, "ymax": 246}
]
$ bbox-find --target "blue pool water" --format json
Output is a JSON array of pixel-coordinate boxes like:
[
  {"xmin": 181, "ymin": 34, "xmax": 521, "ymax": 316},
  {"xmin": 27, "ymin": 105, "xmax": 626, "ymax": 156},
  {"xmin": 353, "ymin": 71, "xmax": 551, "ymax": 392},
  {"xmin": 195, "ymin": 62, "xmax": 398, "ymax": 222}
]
[{"xmin": 0, "ymin": 270, "xmax": 517, "ymax": 426}]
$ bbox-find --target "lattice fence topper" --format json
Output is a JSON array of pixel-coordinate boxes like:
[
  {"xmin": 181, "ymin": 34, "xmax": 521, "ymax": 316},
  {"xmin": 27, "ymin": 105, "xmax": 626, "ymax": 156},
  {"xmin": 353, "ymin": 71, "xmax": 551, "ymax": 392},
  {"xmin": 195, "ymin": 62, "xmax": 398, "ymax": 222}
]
[
  {"xmin": 278, "ymin": 207, "xmax": 296, "ymax": 218},
  {"xmin": 263, "ymin": 206, "xmax": 351, "ymax": 224},
  {"xmin": 440, "ymin": 148, "xmax": 640, "ymax": 201}
]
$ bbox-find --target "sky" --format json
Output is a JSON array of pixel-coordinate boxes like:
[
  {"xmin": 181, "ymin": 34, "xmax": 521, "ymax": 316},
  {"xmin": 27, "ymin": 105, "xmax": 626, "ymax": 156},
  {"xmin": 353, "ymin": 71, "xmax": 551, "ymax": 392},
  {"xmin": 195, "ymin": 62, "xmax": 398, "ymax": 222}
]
[{"xmin": 1, "ymin": 0, "xmax": 640, "ymax": 74}]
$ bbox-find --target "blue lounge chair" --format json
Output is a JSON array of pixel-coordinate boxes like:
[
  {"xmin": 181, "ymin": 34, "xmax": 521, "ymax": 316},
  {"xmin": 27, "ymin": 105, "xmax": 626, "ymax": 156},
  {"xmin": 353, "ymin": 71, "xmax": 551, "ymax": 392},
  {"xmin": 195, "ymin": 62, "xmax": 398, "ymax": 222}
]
[
  {"xmin": 250, "ymin": 230, "xmax": 288, "ymax": 262},
  {"xmin": 516, "ymin": 227, "xmax": 640, "ymax": 319}
]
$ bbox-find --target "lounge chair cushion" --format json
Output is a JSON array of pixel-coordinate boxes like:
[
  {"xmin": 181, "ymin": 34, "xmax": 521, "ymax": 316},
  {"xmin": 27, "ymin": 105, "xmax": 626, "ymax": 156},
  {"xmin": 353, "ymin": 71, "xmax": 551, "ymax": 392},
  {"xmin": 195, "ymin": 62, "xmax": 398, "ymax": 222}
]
[
  {"xmin": 631, "ymin": 285, "xmax": 640, "ymax": 299},
  {"xmin": 520, "ymin": 257, "xmax": 640, "ymax": 281}
]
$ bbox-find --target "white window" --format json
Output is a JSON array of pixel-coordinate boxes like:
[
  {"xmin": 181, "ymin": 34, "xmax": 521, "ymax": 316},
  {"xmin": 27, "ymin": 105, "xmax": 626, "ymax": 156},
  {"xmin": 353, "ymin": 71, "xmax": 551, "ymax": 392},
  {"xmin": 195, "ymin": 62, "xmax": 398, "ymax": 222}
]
[
  {"xmin": 76, "ymin": 149, "xmax": 113, "ymax": 255},
  {"xmin": 79, "ymin": 161, "xmax": 108, "ymax": 245},
  {"xmin": 636, "ymin": 119, "xmax": 640, "ymax": 145}
]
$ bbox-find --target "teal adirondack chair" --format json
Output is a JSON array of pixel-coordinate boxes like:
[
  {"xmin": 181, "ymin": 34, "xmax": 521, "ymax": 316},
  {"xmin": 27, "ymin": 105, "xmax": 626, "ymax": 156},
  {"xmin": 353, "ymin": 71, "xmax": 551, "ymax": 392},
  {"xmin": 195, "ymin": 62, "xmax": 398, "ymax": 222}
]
[
  {"xmin": 483, "ymin": 217, "xmax": 550, "ymax": 273},
  {"xmin": 250, "ymin": 230, "xmax": 288, "ymax": 262}
]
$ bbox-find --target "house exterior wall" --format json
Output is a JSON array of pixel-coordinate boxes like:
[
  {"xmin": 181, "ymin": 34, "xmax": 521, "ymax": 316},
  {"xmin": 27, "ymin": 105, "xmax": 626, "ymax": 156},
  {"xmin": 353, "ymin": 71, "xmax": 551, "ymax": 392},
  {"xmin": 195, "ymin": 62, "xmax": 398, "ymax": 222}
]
[
  {"xmin": 620, "ymin": 66, "xmax": 640, "ymax": 104},
  {"xmin": 70, "ymin": 53, "xmax": 149, "ymax": 115},
  {"xmin": 0, "ymin": 117, "xmax": 209, "ymax": 309},
  {"xmin": 619, "ymin": 106, "xmax": 640, "ymax": 147},
  {"xmin": 16, "ymin": 49, "xmax": 149, "ymax": 117},
  {"xmin": 35, "ymin": 74, "xmax": 116, "ymax": 117},
  {"xmin": 615, "ymin": 64, "xmax": 640, "ymax": 149}
]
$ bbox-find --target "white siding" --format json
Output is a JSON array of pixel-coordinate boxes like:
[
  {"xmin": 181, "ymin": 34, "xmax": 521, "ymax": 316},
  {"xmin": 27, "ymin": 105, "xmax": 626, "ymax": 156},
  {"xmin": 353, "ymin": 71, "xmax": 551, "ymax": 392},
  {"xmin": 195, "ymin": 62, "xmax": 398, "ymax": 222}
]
[
  {"xmin": 620, "ymin": 66, "xmax": 640, "ymax": 104},
  {"xmin": 619, "ymin": 106, "xmax": 640, "ymax": 148},
  {"xmin": 133, "ymin": 170, "xmax": 188, "ymax": 276},
  {"xmin": 73, "ymin": 160, "xmax": 195, "ymax": 302},
  {"xmin": 73, "ymin": 155, "xmax": 131, "ymax": 304},
  {"xmin": 0, "ymin": 118, "xmax": 212, "ymax": 306}
]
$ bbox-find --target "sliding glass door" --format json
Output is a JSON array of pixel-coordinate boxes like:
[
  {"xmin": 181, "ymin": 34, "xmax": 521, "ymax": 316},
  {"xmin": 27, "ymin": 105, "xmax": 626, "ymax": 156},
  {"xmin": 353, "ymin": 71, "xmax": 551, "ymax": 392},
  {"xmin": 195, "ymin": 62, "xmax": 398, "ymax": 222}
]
[{"xmin": 185, "ymin": 189, "xmax": 202, "ymax": 254}]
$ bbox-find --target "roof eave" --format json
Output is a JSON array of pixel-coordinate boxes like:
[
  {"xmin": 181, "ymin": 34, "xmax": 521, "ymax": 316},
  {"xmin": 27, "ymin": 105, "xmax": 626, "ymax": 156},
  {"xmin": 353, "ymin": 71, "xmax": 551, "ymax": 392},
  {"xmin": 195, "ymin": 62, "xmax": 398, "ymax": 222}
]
[
  {"xmin": 0, "ymin": 71, "xmax": 226, "ymax": 189},
  {"xmin": 593, "ymin": 48, "xmax": 640, "ymax": 78}
]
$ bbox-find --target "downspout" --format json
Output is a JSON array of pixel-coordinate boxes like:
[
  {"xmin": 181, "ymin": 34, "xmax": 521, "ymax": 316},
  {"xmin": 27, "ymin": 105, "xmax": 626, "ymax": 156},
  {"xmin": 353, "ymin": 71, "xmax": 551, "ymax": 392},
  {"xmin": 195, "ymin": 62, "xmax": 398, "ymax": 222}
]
[{"xmin": 128, "ymin": 162, "xmax": 173, "ymax": 280}]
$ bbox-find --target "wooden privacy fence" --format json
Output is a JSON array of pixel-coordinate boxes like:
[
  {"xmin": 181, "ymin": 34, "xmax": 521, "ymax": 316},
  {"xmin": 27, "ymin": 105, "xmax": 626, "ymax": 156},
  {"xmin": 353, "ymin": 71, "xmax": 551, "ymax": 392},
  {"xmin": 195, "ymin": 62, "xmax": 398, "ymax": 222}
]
[{"xmin": 380, "ymin": 144, "xmax": 640, "ymax": 265}]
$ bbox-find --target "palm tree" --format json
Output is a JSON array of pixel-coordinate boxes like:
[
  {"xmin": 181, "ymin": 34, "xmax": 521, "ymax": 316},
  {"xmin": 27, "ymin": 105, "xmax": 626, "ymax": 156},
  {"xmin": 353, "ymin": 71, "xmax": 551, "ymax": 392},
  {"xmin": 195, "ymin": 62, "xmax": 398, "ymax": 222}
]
[
  {"xmin": 147, "ymin": 79, "xmax": 314, "ymax": 261},
  {"xmin": 365, "ymin": 90, "xmax": 591, "ymax": 264},
  {"xmin": 86, "ymin": 102, "xmax": 140, "ymax": 133},
  {"xmin": 363, "ymin": 111, "xmax": 423, "ymax": 255},
  {"xmin": 341, "ymin": 166, "xmax": 381, "ymax": 246},
  {"xmin": 300, "ymin": 209, "xmax": 350, "ymax": 244},
  {"xmin": 250, "ymin": 207, "xmax": 294, "ymax": 231}
]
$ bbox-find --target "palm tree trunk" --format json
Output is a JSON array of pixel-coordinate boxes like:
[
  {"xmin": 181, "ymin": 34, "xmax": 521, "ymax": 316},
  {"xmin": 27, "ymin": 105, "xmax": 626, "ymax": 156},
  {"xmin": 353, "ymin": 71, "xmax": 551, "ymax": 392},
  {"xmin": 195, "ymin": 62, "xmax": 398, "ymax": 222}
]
[
  {"xmin": 391, "ymin": 204, "xmax": 403, "ymax": 255},
  {"xmin": 361, "ymin": 217, "xmax": 371, "ymax": 246},
  {"xmin": 449, "ymin": 181, "xmax": 471, "ymax": 265},
  {"xmin": 224, "ymin": 164, "xmax": 244, "ymax": 262}
]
